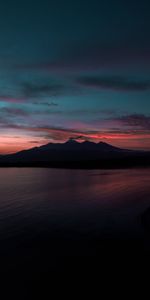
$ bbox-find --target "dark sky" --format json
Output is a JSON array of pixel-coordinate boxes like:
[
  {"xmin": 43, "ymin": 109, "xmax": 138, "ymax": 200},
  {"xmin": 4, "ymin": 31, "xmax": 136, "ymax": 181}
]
[{"xmin": 0, "ymin": 0, "xmax": 150, "ymax": 153}]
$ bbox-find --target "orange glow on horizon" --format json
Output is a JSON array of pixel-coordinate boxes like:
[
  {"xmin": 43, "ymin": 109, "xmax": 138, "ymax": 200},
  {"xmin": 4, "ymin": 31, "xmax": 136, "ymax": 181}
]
[
  {"xmin": 0, "ymin": 136, "xmax": 45, "ymax": 154},
  {"xmin": 0, "ymin": 129, "xmax": 150, "ymax": 154}
]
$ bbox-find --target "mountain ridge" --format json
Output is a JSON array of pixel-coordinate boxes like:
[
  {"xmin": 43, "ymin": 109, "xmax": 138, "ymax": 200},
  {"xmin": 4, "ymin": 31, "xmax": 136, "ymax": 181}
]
[
  {"xmin": 28, "ymin": 139, "xmax": 124, "ymax": 152},
  {"xmin": 0, "ymin": 138, "xmax": 149, "ymax": 169}
]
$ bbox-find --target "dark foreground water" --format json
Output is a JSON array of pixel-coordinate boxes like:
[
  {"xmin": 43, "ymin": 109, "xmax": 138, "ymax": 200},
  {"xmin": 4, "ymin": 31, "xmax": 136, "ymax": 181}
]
[{"xmin": 0, "ymin": 168, "xmax": 150, "ymax": 291}]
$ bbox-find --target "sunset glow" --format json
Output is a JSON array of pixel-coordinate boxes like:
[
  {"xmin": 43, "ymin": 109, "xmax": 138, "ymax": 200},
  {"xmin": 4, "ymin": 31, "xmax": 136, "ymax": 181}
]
[{"xmin": 0, "ymin": 0, "xmax": 149, "ymax": 154}]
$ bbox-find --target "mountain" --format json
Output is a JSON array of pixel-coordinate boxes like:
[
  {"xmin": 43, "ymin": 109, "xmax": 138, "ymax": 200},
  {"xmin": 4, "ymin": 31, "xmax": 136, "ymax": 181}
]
[
  {"xmin": 0, "ymin": 139, "xmax": 150, "ymax": 168},
  {"xmin": 31, "ymin": 139, "xmax": 124, "ymax": 152}
]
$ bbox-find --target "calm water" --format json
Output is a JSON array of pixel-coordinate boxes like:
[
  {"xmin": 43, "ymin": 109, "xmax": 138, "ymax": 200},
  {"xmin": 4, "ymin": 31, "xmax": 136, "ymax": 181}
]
[
  {"xmin": 0, "ymin": 168, "xmax": 150, "ymax": 236},
  {"xmin": 0, "ymin": 168, "xmax": 150, "ymax": 283}
]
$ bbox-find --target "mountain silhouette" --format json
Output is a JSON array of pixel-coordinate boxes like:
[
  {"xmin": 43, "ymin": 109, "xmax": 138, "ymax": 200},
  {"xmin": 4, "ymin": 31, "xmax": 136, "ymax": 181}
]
[
  {"xmin": 0, "ymin": 139, "xmax": 149, "ymax": 168},
  {"xmin": 30, "ymin": 139, "xmax": 124, "ymax": 152}
]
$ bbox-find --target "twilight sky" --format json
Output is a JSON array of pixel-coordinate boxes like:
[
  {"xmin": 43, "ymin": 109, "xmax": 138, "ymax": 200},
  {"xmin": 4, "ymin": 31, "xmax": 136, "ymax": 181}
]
[{"xmin": 0, "ymin": 0, "xmax": 150, "ymax": 153}]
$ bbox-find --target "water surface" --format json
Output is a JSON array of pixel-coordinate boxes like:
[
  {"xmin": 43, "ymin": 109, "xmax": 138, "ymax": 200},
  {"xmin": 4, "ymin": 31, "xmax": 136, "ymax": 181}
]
[{"xmin": 0, "ymin": 168, "xmax": 150, "ymax": 282}]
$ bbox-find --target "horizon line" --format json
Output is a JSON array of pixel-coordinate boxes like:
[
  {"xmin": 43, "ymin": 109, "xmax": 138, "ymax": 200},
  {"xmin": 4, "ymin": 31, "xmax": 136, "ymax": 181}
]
[{"xmin": 0, "ymin": 138, "xmax": 149, "ymax": 156}]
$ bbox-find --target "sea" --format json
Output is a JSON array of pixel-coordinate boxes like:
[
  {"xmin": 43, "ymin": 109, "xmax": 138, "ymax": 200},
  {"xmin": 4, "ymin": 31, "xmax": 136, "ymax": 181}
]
[{"xmin": 0, "ymin": 168, "xmax": 150, "ymax": 292}]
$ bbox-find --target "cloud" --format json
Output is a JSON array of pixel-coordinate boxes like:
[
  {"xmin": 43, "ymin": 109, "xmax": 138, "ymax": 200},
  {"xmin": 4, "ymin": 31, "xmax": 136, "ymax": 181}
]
[
  {"xmin": 20, "ymin": 80, "xmax": 81, "ymax": 99},
  {"xmin": 0, "ymin": 119, "xmax": 150, "ymax": 152},
  {"xmin": 29, "ymin": 140, "xmax": 41, "ymax": 144},
  {"xmin": 76, "ymin": 76, "xmax": 150, "ymax": 92},
  {"xmin": 118, "ymin": 114, "xmax": 150, "ymax": 129},
  {"xmin": 22, "ymin": 82, "xmax": 63, "ymax": 98},
  {"xmin": 61, "ymin": 41, "xmax": 150, "ymax": 70},
  {"xmin": 15, "ymin": 42, "xmax": 150, "ymax": 73},
  {"xmin": 0, "ymin": 96, "xmax": 25, "ymax": 103},
  {"xmin": 0, "ymin": 107, "xmax": 29, "ymax": 117},
  {"xmin": 33, "ymin": 101, "xmax": 58, "ymax": 107}
]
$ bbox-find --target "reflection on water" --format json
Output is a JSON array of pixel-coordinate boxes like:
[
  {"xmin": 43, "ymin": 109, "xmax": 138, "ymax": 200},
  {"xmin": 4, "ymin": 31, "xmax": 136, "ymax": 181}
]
[
  {"xmin": 0, "ymin": 168, "xmax": 150, "ymax": 238},
  {"xmin": 0, "ymin": 168, "xmax": 150, "ymax": 280}
]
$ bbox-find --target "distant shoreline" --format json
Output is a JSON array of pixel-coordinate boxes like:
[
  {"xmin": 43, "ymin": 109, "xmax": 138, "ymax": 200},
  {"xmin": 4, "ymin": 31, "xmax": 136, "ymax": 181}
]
[
  {"xmin": 0, "ymin": 140, "xmax": 150, "ymax": 169},
  {"xmin": 0, "ymin": 158, "xmax": 150, "ymax": 169}
]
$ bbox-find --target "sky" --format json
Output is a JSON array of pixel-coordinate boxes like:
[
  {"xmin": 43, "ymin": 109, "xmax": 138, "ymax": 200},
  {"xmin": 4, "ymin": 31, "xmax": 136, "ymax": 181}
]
[{"xmin": 0, "ymin": 0, "xmax": 150, "ymax": 153}]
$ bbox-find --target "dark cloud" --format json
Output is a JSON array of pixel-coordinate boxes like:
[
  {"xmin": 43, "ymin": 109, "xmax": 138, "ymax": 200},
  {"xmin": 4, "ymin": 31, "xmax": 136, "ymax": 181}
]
[
  {"xmin": 0, "ymin": 107, "xmax": 29, "ymax": 117},
  {"xmin": 118, "ymin": 114, "xmax": 150, "ymax": 129},
  {"xmin": 22, "ymin": 82, "xmax": 64, "ymax": 98},
  {"xmin": 76, "ymin": 76, "xmax": 150, "ymax": 92},
  {"xmin": 33, "ymin": 101, "xmax": 58, "ymax": 107},
  {"xmin": 69, "ymin": 135, "xmax": 86, "ymax": 141},
  {"xmin": 20, "ymin": 80, "xmax": 81, "ymax": 98},
  {"xmin": 29, "ymin": 141, "xmax": 40, "ymax": 144},
  {"xmin": 16, "ymin": 42, "xmax": 150, "ymax": 73},
  {"xmin": 60, "ymin": 42, "xmax": 150, "ymax": 70}
]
